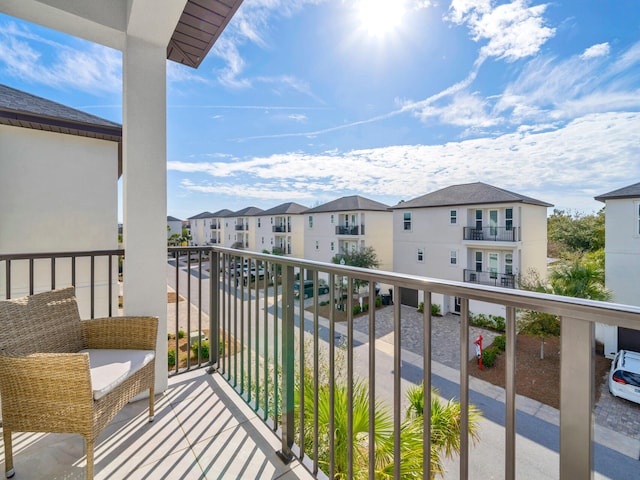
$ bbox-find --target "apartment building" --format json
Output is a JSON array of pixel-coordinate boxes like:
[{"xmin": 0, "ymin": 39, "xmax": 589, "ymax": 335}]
[
  {"xmin": 226, "ymin": 207, "xmax": 264, "ymax": 250},
  {"xmin": 255, "ymin": 202, "xmax": 308, "ymax": 257},
  {"xmin": 187, "ymin": 211, "xmax": 214, "ymax": 246},
  {"xmin": 167, "ymin": 216, "xmax": 183, "ymax": 239},
  {"xmin": 208, "ymin": 209, "xmax": 234, "ymax": 246},
  {"xmin": 595, "ymin": 182, "xmax": 640, "ymax": 357},
  {"xmin": 0, "ymin": 84, "xmax": 121, "ymax": 314},
  {"xmin": 392, "ymin": 182, "xmax": 552, "ymax": 315},
  {"xmin": 303, "ymin": 195, "xmax": 393, "ymax": 271}
]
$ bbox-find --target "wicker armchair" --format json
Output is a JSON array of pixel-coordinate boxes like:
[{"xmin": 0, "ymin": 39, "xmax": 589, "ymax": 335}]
[{"xmin": 0, "ymin": 287, "xmax": 157, "ymax": 479}]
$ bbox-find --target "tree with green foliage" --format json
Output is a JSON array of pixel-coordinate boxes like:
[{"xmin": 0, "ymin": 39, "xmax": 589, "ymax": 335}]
[
  {"xmin": 547, "ymin": 208, "xmax": 605, "ymax": 258},
  {"xmin": 332, "ymin": 246, "xmax": 380, "ymax": 291},
  {"xmin": 294, "ymin": 345, "xmax": 481, "ymax": 479}
]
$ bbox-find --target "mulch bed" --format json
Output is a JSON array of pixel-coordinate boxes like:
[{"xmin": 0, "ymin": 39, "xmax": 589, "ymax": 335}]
[{"xmin": 468, "ymin": 334, "xmax": 611, "ymax": 409}]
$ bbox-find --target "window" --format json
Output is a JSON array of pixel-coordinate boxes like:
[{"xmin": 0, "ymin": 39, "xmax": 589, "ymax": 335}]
[
  {"xmin": 330, "ymin": 214, "xmax": 334, "ymax": 224},
  {"xmin": 417, "ymin": 248, "xmax": 424, "ymax": 262},
  {"xmin": 505, "ymin": 208, "xmax": 513, "ymax": 231},
  {"xmin": 475, "ymin": 252, "xmax": 483, "ymax": 272},
  {"xmin": 450, "ymin": 250, "xmax": 457, "ymax": 265},
  {"xmin": 315, "ymin": 240, "xmax": 319, "ymax": 251},
  {"xmin": 505, "ymin": 253, "xmax": 513, "ymax": 275},
  {"xmin": 450, "ymin": 210, "xmax": 457, "ymax": 225},
  {"xmin": 403, "ymin": 212, "xmax": 412, "ymax": 231},
  {"xmin": 270, "ymin": 217, "xmax": 273, "ymax": 224},
  {"xmin": 309, "ymin": 216, "xmax": 314, "ymax": 228},
  {"xmin": 475, "ymin": 210, "xmax": 482, "ymax": 229},
  {"xmin": 261, "ymin": 237, "xmax": 264, "ymax": 244},
  {"xmin": 331, "ymin": 242, "xmax": 334, "ymax": 251},
  {"xmin": 258, "ymin": 218, "xmax": 261, "ymax": 227}
]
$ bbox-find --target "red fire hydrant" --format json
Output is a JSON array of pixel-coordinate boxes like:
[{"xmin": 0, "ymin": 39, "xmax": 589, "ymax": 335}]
[{"xmin": 474, "ymin": 335, "xmax": 483, "ymax": 370}]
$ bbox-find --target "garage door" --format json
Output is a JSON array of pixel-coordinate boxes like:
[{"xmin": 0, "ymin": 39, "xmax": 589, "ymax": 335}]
[
  {"xmin": 400, "ymin": 287, "xmax": 418, "ymax": 308},
  {"xmin": 618, "ymin": 327, "xmax": 640, "ymax": 352}
]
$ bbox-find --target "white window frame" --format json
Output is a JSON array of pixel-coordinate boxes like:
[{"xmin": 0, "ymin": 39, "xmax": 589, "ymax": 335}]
[
  {"xmin": 417, "ymin": 248, "xmax": 424, "ymax": 262},
  {"xmin": 450, "ymin": 250, "xmax": 457, "ymax": 266},
  {"xmin": 331, "ymin": 241, "xmax": 334, "ymax": 251},
  {"xmin": 315, "ymin": 240, "xmax": 319, "ymax": 251},
  {"xmin": 403, "ymin": 212, "xmax": 412, "ymax": 231},
  {"xmin": 450, "ymin": 209, "xmax": 457, "ymax": 225},
  {"xmin": 505, "ymin": 253, "xmax": 513, "ymax": 275},
  {"xmin": 309, "ymin": 215, "xmax": 314, "ymax": 229},
  {"xmin": 505, "ymin": 208, "xmax": 513, "ymax": 231}
]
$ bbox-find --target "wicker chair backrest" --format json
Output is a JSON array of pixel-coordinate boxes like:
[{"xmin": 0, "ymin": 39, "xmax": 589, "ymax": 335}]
[{"xmin": 0, "ymin": 287, "xmax": 84, "ymax": 355}]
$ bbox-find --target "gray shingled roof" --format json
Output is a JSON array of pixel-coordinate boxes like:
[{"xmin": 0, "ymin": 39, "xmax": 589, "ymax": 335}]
[
  {"xmin": 0, "ymin": 84, "xmax": 121, "ymax": 141},
  {"xmin": 233, "ymin": 206, "xmax": 264, "ymax": 216},
  {"xmin": 391, "ymin": 182, "xmax": 553, "ymax": 209},
  {"xmin": 304, "ymin": 195, "xmax": 390, "ymax": 213},
  {"xmin": 167, "ymin": 216, "xmax": 182, "ymax": 222},
  {"xmin": 260, "ymin": 202, "xmax": 309, "ymax": 215},
  {"xmin": 188, "ymin": 211, "xmax": 214, "ymax": 220},
  {"xmin": 211, "ymin": 208, "xmax": 234, "ymax": 217},
  {"xmin": 595, "ymin": 182, "xmax": 640, "ymax": 202}
]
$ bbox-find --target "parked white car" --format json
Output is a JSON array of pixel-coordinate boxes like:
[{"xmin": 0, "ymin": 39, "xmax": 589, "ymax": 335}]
[{"xmin": 609, "ymin": 349, "xmax": 640, "ymax": 405}]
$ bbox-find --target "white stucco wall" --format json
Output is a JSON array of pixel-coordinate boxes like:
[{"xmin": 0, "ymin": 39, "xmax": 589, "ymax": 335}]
[{"xmin": 0, "ymin": 125, "xmax": 118, "ymax": 315}]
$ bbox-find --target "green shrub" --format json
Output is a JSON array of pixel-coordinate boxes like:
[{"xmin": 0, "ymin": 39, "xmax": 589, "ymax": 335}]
[
  {"xmin": 431, "ymin": 303, "xmax": 442, "ymax": 317},
  {"xmin": 493, "ymin": 335, "xmax": 506, "ymax": 351},
  {"xmin": 375, "ymin": 296, "xmax": 382, "ymax": 308},
  {"xmin": 319, "ymin": 300, "xmax": 329, "ymax": 306},
  {"xmin": 469, "ymin": 313, "xmax": 506, "ymax": 332},
  {"xmin": 481, "ymin": 346, "xmax": 499, "ymax": 367},
  {"xmin": 417, "ymin": 302, "xmax": 424, "ymax": 313},
  {"xmin": 352, "ymin": 304, "xmax": 362, "ymax": 315},
  {"xmin": 191, "ymin": 340, "xmax": 210, "ymax": 360},
  {"xmin": 362, "ymin": 303, "xmax": 369, "ymax": 312},
  {"xmin": 168, "ymin": 348, "xmax": 176, "ymax": 368},
  {"xmin": 177, "ymin": 329, "xmax": 186, "ymax": 339},
  {"xmin": 167, "ymin": 333, "xmax": 173, "ymax": 340}
]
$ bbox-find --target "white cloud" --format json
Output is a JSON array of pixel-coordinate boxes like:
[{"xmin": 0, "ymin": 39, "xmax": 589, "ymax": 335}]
[
  {"xmin": 170, "ymin": 111, "xmax": 640, "ymax": 211},
  {"xmin": 580, "ymin": 42, "xmax": 610, "ymax": 60},
  {"xmin": 448, "ymin": 0, "xmax": 555, "ymax": 62},
  {"xmin": 0, "ymin": 22, "xmax": 121, "ymax": 93}
]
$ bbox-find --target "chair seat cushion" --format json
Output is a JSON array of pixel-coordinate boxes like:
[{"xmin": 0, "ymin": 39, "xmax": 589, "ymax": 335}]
[{"xmin": 80, "ymin": 349, "xmax": 155, "ymax": 400}]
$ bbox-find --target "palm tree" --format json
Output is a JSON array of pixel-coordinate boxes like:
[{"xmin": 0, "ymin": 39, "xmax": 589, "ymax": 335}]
[
  {"xmin": 549, "ymin": 260, "xmax": 611, "ymax": 301},
  {"xmin": 295, "ymin": 372, "xmax": 481, "ymax": 479}
]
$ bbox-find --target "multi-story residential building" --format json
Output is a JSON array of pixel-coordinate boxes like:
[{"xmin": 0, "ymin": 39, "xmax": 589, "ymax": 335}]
[
  {"xmin": 303, "ymin": 195, "xmax": 393, "ymax": 271},
  {"xmin": 167, "ymin": 216, "xmax": 183, "ymax": 240},
  {"xmin": 595, "ymin": 182, "xmax": 640, "ymax": 357},
  {"xmin": 255, "ymin": 202, "xmax": 308, "ymax": 257},
  {"xmin": 226, "ymin": 207, "xmax": 264, "ymax": 250},
  {"xmin": 391, "ymin": 182, "xmax": 552, "ymax": 315},
  {"xmin": 208, "ymin": 208, "xmax": 234, "ymax": 245},
  {"xmin": 187, "ymin": 211, "xmax": 215, "ymax": 246},
  {"xmin": 0, "ymin": 84, "xmax": 121, "ymax": 314}
]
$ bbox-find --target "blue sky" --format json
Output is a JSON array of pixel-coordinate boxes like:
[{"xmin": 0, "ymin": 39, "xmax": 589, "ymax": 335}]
[{"xmin": 1, "ymin": 0, "xmax": 639, "ymax": 221}]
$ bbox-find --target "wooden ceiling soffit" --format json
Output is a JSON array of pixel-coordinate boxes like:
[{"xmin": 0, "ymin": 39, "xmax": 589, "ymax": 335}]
[{"xmin": 167, "ymin": 0, "xmax": 244, "ymax": 69}]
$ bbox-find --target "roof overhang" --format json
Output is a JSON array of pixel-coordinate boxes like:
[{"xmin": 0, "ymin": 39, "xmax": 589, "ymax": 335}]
[{"xmin": 167, "ymin": 0, "xmax": 244, "ymax": 68}]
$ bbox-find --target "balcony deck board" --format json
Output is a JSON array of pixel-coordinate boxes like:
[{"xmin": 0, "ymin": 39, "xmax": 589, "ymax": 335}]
[{"xmin": 0, "ymin": 369, "xmax": 314, "ymax": 479}]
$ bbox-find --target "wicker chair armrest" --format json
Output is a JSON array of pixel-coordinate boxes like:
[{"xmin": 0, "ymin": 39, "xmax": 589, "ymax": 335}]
[
  {"xmin": 0, "ymin": 352, "xmax": 94, "ymax": 414},
  {"xmin": 81, "ymin": 316, "xmax": 158, "ymax": 350}
]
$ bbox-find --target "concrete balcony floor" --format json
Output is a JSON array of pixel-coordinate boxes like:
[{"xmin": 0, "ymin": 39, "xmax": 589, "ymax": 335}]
[{"xmin": 0, "ymin": 368, "xmax": 314, "ymax": 479}]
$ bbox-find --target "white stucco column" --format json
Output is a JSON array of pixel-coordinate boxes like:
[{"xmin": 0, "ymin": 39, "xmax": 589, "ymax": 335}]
[{"xmin": 122, "ymin": 36, "xmax": 168, "ymax": 393}]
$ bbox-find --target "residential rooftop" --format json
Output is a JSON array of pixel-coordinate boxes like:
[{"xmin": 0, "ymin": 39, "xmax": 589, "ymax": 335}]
[
  {"xmin": 304, "ymin": 195, "xmax": 390, "ymax": 213},
  {"xmin": 392, "ymin": 181, "xmax": 553, "ymax": 209},
  {"xmin": 595, "ymin": 182, "xmax": 640, "ymax": 201}
]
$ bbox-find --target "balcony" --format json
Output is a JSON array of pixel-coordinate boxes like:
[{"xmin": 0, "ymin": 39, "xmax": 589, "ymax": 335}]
[
  {"xmin": 2, "ymin": 247, "xmax": 640, "ymax": 479},
  {"xmin": 210, "ymin": 224, "xmax": 219, "ymax": 230},
  {"xmin": 464, "ymin": 269, "xmax": 516, "ymax": 288},
  {"xmin": 273, "ymin": 225, "xmax": 290, "ymax": 233},
  {"xmin": 335, "ymin": 225, "xmax": 362, "ymax": 235},
  {"xmin": 235, "ymin": 224, "xmax": 247, "ymax": 231},
  {"xmin": 463, "ymin": 226, "xmax": 520, "ymax": 242}
]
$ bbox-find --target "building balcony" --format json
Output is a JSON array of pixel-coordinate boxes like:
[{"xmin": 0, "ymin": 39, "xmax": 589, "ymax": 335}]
[
  {"xmin": 235, "ymin": 224, "xmax": 247, "ymax": 231},
  {"xmin": 272, "ymin": 225, "xmax": 291, "ymax": 233},
  {"xmin": 209, "ymin": 224, "xmax": 219, "ymax": 230},
  {"xmin": 2, "ymin": 247, "xmax": 639, "ymax": 479},
  {"xmin": 464, "ymin": 268, "xmax": 516, "ymax": 288},
  {"xmin": 463, "ymin": 226, "xmax": 520, "ymax": 242},
  {"xmin": 335, "ymin": 225, "xmax": 363, "ymax": 235}
]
